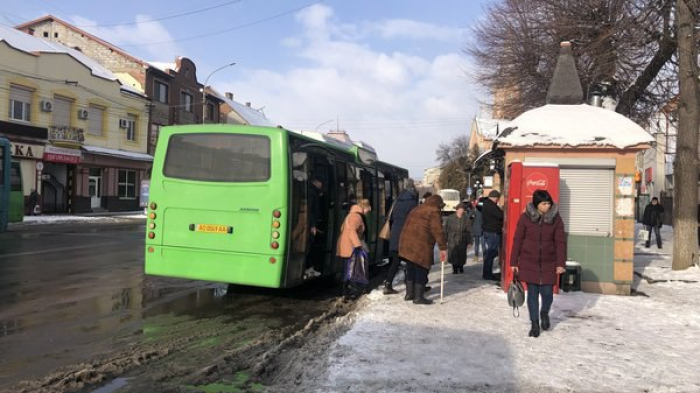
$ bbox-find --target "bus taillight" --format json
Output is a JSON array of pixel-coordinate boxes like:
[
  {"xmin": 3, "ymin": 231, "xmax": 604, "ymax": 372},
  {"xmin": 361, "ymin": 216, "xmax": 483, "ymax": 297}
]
[
  {"xmin": 271, "ymin": 241, "xmax": 279, "ymax": 249},
  {"xmin": 273, "ymin": 210, "xmax": 281, "ymax": 218},
  {"xmin": 149, "ymin": 212, "xmax": 157, "ymax": 219},
  {"xmin": 148, "ymin": 232, "xmax": 156, "ymax": 239},
  {"xmin": 149, "ymin": 202, "xmax": 157, "ymax": 210},
  {"xmin": 149, "ymin": 222, "xmax": 156, "ymax": 229},
  {"xmin": 271, "ymin": 231, "xmax": 280, "ymax": 239},
  {"xmin": 272, "ymin": 220, "xmax": 280, "ymax": 228},
  {"xmin": 269, "ymin": 257, "xmax": 277, "ymax": 264}
]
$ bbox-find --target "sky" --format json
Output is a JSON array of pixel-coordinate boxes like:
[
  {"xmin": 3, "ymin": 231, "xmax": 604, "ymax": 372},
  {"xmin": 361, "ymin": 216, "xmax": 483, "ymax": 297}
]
[{"xmin": 0, "ymin": 0, "xmax": 495, "ymax": 180}]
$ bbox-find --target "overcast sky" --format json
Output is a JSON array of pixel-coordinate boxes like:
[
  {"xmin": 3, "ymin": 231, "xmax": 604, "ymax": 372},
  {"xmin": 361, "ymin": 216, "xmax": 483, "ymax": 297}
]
[{"xmin": 1, "ymin": 0, "xmax": 495, "ymax": 179}]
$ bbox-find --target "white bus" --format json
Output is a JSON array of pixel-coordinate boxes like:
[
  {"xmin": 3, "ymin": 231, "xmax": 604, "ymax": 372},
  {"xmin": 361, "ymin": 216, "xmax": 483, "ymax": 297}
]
[{"xmin": 438, "ymin": 189, "xmax": 461, "ymax": 213}]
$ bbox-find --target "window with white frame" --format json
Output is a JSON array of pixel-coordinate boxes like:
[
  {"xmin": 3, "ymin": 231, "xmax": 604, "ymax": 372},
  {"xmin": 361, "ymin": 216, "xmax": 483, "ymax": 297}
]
[
  {"xmin": 118, "ymin": 169, "xmax": 137, "ymax": 199},
  {"xmin": 9, "ymin": 85, "xmax": 32, "ymax": 121},
  {"xmin": 88, "ymin": 104, "xmax": 105, "ymax": 136},
  {"xmin": 181, "ymin": 92, "xmax": 193, "ymax": 112},
  {"xmin": 154, "ymin": 81, "xmax": 169, "ymax": 104},
  {"xmin": 126, "ymin": 114, "xmax": 137, "ymax": 141}
]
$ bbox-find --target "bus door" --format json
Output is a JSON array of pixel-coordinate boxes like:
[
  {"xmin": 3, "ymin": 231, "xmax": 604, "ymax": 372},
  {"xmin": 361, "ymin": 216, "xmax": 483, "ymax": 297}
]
[
  {"xmin": 357, "ymin": 167, "xmax": 378, "ymax": 262},
  {"xmin": 306, "ymin": 151, "xmax": 335, "ymax": 275},
  {"xmin": 9, "ymin": 161, "xmax": 23, "ymax": 223}
]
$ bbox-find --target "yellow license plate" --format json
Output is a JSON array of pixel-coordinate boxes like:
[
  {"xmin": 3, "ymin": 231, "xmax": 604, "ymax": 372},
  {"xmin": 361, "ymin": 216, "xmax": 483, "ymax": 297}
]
[{"xmin": 195, "ymin": 224, "xmax": 229, "ymax": 233}]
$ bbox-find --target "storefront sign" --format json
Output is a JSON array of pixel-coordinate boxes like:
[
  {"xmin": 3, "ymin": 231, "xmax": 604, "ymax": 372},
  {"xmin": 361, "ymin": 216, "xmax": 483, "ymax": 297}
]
[
  {"xmin": 43, "ymin": 145, "xmax": 81, "ymax": 164},
  {"xmin": 644, "ymin": 167, "xmax": 653, "ymax": 183},
  {"xmin": 10, "ymin": 142, "xmax": 44, "ymax": 159},
  {"xmin": 617, "ymin": 176, "xmax": 634, "ymax": 196}
]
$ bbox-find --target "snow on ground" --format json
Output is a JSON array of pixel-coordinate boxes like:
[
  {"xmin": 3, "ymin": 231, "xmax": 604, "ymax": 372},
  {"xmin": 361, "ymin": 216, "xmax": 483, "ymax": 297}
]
[
  {"xmin": 10, "ymin": 212, "xmax": 146, "ymax": 225},
  {"xmin": 316, "ymin": 224, "xmax": 700, "ymax": 393}
]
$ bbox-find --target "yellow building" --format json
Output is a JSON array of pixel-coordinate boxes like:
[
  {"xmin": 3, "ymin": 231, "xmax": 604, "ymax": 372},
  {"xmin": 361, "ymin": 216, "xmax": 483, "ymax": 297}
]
[{"xmin": 0, "ymin": 25, "xmax": 151, "ymax": 213}]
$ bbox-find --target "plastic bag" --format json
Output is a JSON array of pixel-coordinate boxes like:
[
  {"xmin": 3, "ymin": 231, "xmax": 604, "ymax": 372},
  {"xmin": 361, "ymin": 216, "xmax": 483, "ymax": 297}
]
[{"xmin": 343, "ymin": 248, "xmax": 369, "ymax": 285}]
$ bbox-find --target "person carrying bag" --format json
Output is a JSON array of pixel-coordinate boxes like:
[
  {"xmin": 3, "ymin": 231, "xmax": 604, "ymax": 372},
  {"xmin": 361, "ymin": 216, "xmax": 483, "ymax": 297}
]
[{"xmin": 336, "ymin": 199, "xmax": 372, "ymax": 300}]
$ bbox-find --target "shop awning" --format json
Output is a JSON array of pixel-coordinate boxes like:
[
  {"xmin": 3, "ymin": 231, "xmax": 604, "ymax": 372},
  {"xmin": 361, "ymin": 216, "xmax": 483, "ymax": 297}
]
[{"xmin": 81, "ymin": 145, "xmax": 153, "ymax": 161}]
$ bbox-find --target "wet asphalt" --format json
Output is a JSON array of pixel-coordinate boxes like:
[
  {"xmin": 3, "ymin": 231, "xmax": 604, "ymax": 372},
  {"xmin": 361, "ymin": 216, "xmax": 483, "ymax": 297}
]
[{"xmin": 0, "ymin": 221, "xmax": 341, "ymax": 391}]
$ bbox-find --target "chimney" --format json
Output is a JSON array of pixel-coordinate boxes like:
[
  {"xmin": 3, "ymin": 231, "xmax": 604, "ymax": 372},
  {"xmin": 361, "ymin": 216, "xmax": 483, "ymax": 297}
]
[
  {"xmin": 225, "ymin": 92, "xmax": 233, "ymax": 100},
  {"xmin": 545, "ymin": 41, "xmax": 584, "ymax": 105}
]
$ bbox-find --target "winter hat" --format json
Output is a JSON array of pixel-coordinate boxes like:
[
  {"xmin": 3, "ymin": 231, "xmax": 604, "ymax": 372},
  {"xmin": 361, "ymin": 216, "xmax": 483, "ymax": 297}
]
[
  {"xmin": 532, "ymin": 189, "xmax": 554, "ymax": 208},
  {"xmin": 425, "ymin": 195, "xmax": 444, "ymax": 208},
  {"xmin": 488, "ymin": 190, "xmax": 501, "ymax": 198}
]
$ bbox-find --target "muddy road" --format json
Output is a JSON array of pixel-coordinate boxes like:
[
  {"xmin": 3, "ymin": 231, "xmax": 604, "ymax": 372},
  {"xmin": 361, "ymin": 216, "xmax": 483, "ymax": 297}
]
[{"xmin": 0, "ymin": 221, "xmax": 361, "ymax": 393}]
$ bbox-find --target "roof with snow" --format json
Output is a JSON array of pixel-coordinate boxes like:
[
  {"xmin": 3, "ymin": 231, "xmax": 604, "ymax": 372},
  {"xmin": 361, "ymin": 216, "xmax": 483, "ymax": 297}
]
[
  {"xmin": 0, "ymin": 25, "xmax": 142, "ymax": 96},
  {"xmin": 495, "ymin": 104, "xmax": 654, "ymax": 149},
  {"xmin": 208, "ymin": 89, "xmax": 276, "ymax": 127},
  {"xmin": 147, "ymin": 62, "xmax": 177, "ymax": 74},
  {"xmin": 82, "ymin": 145, "xmax": 153, "ymax": 161}
]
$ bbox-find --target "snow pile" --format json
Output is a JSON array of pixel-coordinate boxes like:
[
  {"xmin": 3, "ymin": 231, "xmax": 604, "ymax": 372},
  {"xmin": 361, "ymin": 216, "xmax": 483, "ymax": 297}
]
[
  {"xmin": 316, "ymin": 224, "xmax": 700, "ymax": 393},
  {"xmin": 496, "ymin": 104, "xmax": 654, "ymax": 149},
  {"xmin": 14, "ymin": 213, "xmax": 146, "ymax": 225}
]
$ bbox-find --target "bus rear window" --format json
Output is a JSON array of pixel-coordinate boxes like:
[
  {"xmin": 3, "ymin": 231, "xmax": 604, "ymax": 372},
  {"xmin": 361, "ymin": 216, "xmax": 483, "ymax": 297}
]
[{"xmin": 163, "ymin": 133, "xmax": 271, "ymax": 182}]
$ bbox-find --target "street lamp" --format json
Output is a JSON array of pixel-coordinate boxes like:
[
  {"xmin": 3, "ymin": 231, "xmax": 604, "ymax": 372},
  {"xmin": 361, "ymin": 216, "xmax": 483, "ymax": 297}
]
[
  {"xmin": 314, "ymin": 119, "xmax": 334, "ymax": 132},
  {"xmin": 201, "ymin": 62, "xmax": 236, "ymax": 123}
]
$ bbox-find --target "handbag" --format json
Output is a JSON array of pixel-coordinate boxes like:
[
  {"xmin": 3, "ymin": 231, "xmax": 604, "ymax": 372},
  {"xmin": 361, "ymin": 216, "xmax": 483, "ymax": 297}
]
[
  {"xmin": 638, "ymin": 228, "xmax": 649, "ymax": 241},
  {"xmin": 343, "ymin": 247, "xmax": 369, "ymax": 285},
  {"xmin": 507, "ymin": 273, "xmax": 525, "ymax": 317},
  {"xmin": 378, "ymin": 202, "xmax": 395, "ymax": 241}
]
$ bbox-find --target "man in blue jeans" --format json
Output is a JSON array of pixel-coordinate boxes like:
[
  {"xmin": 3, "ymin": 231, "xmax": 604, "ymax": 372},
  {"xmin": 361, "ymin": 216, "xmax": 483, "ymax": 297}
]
[{"xmin": 481, "ymin": 190, "xmax": 504, "ymax": 280}]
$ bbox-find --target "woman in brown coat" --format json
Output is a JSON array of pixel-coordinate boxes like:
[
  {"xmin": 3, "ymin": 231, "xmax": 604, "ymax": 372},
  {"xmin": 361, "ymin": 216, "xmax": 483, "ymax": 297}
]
[
  {"xmin": 510, "ymin": 190, "xmax": 566, "ymax": 338},
  {"xmin": 337, "ymin": 199, "xmax": 371, "ymax": 299},
  {"xmin": 398, "ymin": 194, "xmax": 447, "ymax": 305}
]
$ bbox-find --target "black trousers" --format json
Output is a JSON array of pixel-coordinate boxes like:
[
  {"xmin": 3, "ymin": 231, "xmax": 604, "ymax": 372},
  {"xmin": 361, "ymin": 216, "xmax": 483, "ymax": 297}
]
[
  {"xmin": 385, "ymin": 251, "xmax": 402, "ymax": 284},
  {"xmin": 404, "ymin": 260, "xmax": 429, "ymax": 285}
]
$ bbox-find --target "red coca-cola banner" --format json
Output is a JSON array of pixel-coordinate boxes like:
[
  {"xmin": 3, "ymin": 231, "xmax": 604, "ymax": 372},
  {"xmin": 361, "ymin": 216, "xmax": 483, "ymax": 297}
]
[{"xmin": 525, "ymin": 172, "xmax": 549, "ymax": 193}]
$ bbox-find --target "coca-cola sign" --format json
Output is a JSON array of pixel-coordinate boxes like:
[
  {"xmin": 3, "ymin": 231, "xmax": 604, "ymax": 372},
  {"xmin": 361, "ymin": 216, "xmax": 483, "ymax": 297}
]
[{"xmin": 525, "ymin": 172, "xmax": 548, "ymax": 193}]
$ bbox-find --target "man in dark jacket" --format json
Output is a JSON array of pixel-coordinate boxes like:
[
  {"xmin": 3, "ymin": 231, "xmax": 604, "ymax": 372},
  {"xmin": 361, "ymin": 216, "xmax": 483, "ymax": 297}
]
[
  {"xmin": 383, "ymin": 185, "xmax": 418, "ymax": 294},
  {"xmin": 642, "ymin": 197, "xmax": 665, "ymax": 249},
  {"xmin": 482, "ymin": 190, "xmax": 504, "ymax": 280}
]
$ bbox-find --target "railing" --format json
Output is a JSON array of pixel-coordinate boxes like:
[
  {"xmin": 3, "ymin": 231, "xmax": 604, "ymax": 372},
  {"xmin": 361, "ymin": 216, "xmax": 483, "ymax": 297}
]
[{"xmin": 48, "ymin": 126, "xmax": 85, "ymax": 146}]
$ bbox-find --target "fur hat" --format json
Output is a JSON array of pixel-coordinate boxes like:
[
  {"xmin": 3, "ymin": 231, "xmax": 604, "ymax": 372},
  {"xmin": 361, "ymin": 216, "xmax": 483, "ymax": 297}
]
[
  {"xmin": 425, "ymin": 194, "xmax": 444, "ymax": 208},
  {"xmin": 532, "ymin": 189, "xmax": 553, "ymax": 208}
]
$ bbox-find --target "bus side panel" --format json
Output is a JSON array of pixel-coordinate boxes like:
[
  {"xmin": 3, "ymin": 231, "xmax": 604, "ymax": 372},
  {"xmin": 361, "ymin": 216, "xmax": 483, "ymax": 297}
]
[{"xmin": 9, "ymin": 161, "xmax": 23, "ymax": 223}]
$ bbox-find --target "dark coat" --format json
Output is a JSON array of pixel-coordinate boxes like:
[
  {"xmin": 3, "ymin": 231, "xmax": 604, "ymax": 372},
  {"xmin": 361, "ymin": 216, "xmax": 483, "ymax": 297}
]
[
  {"xmin": 389, "ymin": 190, "xmax": 418, "ymax": 252},
  {"xmin": 642, "ymin": 203, "xmax": 665, "ymax": 227},
  {"xmin": 444, "ymin": 213, "xmax": 472, "ymax": 267},
  {"xmin": 481, "ymin": 197, "xmax": 504, "ymax": 233},
  {"xmin": 470, "ymin": 208, "xmax": 483, "ymax": 237},
  {"xmin": 399, "ymin": 195, "xmax": 447, "ymax": 269},
  {"xmin": 511, "ymin": 203, "xmax": 567, "ymax": 285}
]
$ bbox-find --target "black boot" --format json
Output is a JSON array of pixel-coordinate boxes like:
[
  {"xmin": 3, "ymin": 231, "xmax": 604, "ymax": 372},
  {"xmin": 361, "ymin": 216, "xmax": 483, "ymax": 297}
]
[
  {"xmin": 529, "ymin": 320, "xmax": 540, "ymax": 337},
  {"xmin": 413, "ymin": 283, "xmax": 433, "ymax": 305},
  {"xmin": 404, "ymin": 281, "xmax": 414, "ymax": 301},
  {"xmin": 458, "ymin": 266, "xmax": 464, "ymax": 274},
  {"xmin": 383, "ymin": 281, "xmax": 398, "ymax": 295},
  {"xmin": 452, "ymin": 265, "xmax": 458, "ymax": 274},
  {"xmin": 540, "ymin": 311, "xmax": 550, "ymax": 331}
]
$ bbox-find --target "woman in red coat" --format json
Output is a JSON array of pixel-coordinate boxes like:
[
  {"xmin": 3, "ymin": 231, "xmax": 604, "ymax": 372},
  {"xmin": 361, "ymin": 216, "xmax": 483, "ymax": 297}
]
[{"xmin": 511, "ymin": 190, "xmax": 566, "ymax": 338}]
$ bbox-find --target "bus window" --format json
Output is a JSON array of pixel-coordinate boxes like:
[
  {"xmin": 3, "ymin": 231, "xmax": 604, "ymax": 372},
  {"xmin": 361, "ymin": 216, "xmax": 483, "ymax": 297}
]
[{"xmin": 163, "ymin": 133, "xmax": 271, "ymax": 182}]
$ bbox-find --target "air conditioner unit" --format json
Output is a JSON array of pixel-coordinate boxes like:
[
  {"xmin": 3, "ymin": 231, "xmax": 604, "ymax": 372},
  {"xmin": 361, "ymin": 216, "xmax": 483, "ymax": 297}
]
[
  {"xmin": 41, "ymin": 100, "xmax": 53, "ymax": 112},
  {"xmin": 77, "ymin": 109, "xmax": 89, "ymax": 120},
  {"xmin": 119, "ymin": 119, "xmax": 129, "ymax": 128}
]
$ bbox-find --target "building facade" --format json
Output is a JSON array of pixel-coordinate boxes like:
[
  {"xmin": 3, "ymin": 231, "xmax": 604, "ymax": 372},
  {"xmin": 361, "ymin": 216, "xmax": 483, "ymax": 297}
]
[{"xmin": 0, "ymin": 25, "xmax": 151, "ymax": 214}]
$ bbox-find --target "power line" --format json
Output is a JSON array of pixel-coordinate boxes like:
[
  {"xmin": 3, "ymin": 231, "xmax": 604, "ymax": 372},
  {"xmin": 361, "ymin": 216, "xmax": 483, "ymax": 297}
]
[
  {"xmin": 120, "ymin": 0, "xmax": 325, "ymax": 48},
  {"xmin": 71, "ymin": 0, "xmax": 244, "ymax": 28}
]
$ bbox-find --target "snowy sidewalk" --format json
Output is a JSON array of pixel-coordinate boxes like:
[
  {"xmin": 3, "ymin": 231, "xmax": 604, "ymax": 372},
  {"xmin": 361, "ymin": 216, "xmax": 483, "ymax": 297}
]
[
  {"xmin": 8, "ymin": 212, "xmax": 146, "ymax": 227},
  {"xmin": 316, "ymin": 225, "xmax": 700, "ymax": 393}
]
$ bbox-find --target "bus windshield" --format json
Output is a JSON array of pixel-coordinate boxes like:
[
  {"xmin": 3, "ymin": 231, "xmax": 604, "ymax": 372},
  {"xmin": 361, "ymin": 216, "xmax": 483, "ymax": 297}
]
[{"xmin": 163, "ymin": 133, "xmax": 271, "ymax": 182}]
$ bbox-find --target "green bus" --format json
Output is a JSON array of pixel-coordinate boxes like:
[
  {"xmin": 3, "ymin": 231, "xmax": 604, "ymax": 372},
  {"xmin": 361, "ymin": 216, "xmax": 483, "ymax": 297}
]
[
  {"xmin": 145, "ymin": 124, "xmax": 408, "ymax": 288},
  {"xmin": 0, "ymin": 138, "xmax": 10, "ymax": 232},
  {"xmin": 9, "ymin": 161, "xmax": 24, "ymax": 223}
]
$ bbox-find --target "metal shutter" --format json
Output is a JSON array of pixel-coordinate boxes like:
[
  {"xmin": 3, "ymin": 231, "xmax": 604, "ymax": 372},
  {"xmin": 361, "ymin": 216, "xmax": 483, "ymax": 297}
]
[
  {"xmin": 559, "ymin": 168, "xmax": 613, "ymax": 236},
  {"xmin": 88, "ymin": 105, "xmax": 104, "ymax": 136}
]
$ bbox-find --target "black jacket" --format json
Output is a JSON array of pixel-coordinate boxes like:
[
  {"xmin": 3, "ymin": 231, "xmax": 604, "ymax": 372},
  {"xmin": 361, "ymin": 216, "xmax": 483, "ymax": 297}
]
[
  {"xmin": 389, "ymin": 190, "xmax": 418, "ymax": 252},
  {"xmin": 481, "ymin": 197, "xmax": 504, "ymax": 233},
  {"xmin": 642, "ymin": 203, "xmax": 665, "ymax": 227}
]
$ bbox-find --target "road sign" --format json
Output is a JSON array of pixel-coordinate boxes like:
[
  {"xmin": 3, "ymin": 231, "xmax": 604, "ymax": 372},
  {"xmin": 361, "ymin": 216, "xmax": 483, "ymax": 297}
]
[
  {"xmin": 36, "ymin": 161, "xmax": 44, "ymax": 171},
  {"xmin": 466, "ymin": 187, "xmax": 473, "ymax": 196}
]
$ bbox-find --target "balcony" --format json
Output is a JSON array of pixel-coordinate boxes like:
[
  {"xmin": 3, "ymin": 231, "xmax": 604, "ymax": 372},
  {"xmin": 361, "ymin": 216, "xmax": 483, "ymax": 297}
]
[{"xmin": 48, "ymin": 125, "xmax": 85, "ymax": 147}]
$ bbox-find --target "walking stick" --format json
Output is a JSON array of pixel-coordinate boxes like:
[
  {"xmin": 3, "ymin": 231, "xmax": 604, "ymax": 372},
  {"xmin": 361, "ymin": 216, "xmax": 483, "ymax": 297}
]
[{"xmin": 440, "ymin": 258, "xmax": 445, "ymax": 304}]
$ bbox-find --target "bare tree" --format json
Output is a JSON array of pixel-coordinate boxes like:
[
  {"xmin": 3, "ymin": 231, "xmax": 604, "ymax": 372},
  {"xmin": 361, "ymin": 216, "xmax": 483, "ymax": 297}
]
[
  {"xmin": 672, "ymin": 0, "xmax": 699, "ymax": 269},
  {"xmin": 436, "ymin": 135, "xmax": 475, "ymax": 194},
  {"xmin": 466, "ymin": 0, "xmax": 678, "ymax": 123}
]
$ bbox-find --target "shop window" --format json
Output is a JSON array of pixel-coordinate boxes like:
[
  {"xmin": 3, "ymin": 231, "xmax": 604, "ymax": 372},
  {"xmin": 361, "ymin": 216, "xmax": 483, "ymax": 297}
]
[
  {"xmin": 9, "ymin": 85, "xmax": 32, "ymax": 122},
  {"xmin": 118, "ymin": 169, "xmax": 136, "ymax": 199}
]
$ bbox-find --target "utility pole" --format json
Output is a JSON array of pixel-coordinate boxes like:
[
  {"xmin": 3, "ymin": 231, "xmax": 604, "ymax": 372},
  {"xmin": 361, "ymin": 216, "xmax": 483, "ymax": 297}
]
[{"xmin": 672, "ymin": 0, "xmax": 699, "ymax": 269}]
